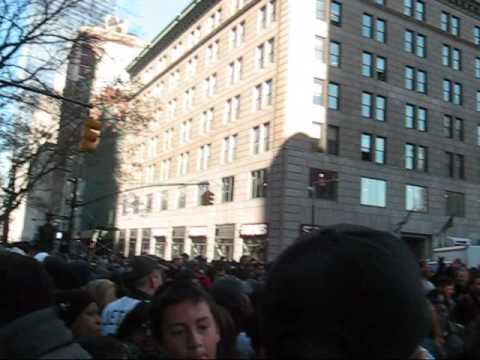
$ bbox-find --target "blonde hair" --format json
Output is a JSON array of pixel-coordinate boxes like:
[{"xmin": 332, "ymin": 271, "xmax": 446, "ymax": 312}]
[{"xmin": 85, "ymin": 279, "xmax": 117, "ymax": 311}]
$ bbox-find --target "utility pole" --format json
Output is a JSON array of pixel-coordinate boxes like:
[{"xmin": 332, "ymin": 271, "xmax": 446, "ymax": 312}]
[
  {"xmin": 62, "ymin": 177, "xmax": 79, "ymax": 253},
  {"xmin": 1, "ymin": 164, "xmax": 18, "ymax": 244}
]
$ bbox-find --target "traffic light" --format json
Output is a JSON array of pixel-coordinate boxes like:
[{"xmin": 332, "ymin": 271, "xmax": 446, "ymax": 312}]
[
  {"xmin": 201, "ymin": 190, "xmax": 214, "ymax": 206},
  {"xmin": 79, "ymin": 108, "xmax": 102, "ymax": 152}
]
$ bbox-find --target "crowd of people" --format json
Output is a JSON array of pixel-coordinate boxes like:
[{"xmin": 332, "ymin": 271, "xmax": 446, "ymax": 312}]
[{"xmin": 1, "ymin": 224, "xmax": 480, "ymax": 359}]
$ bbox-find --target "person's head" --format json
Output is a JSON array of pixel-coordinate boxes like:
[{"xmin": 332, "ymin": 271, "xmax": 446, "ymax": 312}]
[
  {"xmin": 150, "ymin": 281, "xmax": 221, "ymax": 359},
  {"xmin": 56, "ymin": 289, "xmax": 101, "ymax": 338},
  {"xmin": 456, "ymin": 267, "xmax": 470, "ymax": 288},
  {"xmin": 85, "ymin": 279, "xmax": 117, "ymax": 311},
  {"xmin": 262, "ymin": 224, "xmax": 431, "ymax": 359},
  {"xmin": 211, "ymin": 304, "xmax": 238, "ymax": 359},
  {"xmin": 437, "ymin": 276, "xmax": 455, "ymax": 299},
  {"xmin": 419, "ymin": 259, "xmax": 433, "ymax": 279},
  {"xmin": 468, "ymin": 272, "xmax": 480, "ymax": 298},
  {"xmin": 427, "ymin": 289, "xmax": 449, "ymax": 331},
  {"xmin": 0, "ymin": 253, "xmax": 55, "ymax": 326},
  {"xmin": 125, "ymin": 256, "xmax": 164, "ymax": 296},
  {"xmin": 43, "ymin": 255, "xmax": 75, "ymax": 290},
  {"xmin": 210, "ymin": 278, "xmax": 253, "ymax": 332}
]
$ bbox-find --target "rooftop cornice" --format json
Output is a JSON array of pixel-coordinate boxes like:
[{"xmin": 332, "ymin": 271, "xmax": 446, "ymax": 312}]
[
  {"xmin": 127, "ymin": 0, "xmax": 218, "ymax": 76},
  {"xmin": 438, "ymin": 0, "xmax": 480, "ymax": 19}
]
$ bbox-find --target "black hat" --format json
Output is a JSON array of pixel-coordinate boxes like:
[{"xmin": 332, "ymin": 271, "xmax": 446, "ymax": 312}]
[
  {"xmin": 56, "ymin": 289, "xmax": 95, "ymax": 326},
  {"xmin": 263, "ymin": 224, "xmax": 431, "ymax": 359},
  {"xmin": 124, "ymin": 256, "xmax": 161, "ymax": 283}
]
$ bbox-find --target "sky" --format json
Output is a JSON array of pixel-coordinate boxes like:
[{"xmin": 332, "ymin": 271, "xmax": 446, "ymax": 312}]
[{"xmin": 116, "ymin": 0, "xmax": 193, "ymax": 42}]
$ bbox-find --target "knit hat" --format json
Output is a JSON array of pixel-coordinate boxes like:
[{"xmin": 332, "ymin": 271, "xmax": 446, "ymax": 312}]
[
  {"xmin": 56, "ymin": 289, "xmax": 96, "ymax": 326},
  {"xmin": 124, "ymin": 256, "xmax": 161, "ymax": 284},
  {"xmin": 263, "ymin": 224, "xmax": 431, "ymax": 359}
]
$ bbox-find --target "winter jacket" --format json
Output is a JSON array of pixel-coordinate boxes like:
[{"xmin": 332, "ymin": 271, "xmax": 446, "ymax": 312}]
[{"xmin": 0, "ymin": 307, "xmax": 91, "ymax": 359}]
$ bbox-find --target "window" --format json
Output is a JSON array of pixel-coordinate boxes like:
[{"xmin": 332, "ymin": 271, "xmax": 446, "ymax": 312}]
[
  {"xmin": 362, "ymin": 13, "xmax": 373, "ymax": 38},
  {"xmin": 197, "ymin": 144, "xmax": 211, "ymax": 171},
  {"xmin": 258, "ymin": 0, "xmax": 276, "ymax": 27},
  {"xmin": 361, "ymin": 52, "xmax": 386, "ymax": 80},
  {"xmin": 327, "ymin": 125, "xmax": 339, "ymax": 155},
  {"xmin": 442, "ymin": 45, "xmax": 461, "ymax": 70},
  {"xmin": 201, "ymin": 108, "xmax": 214, "ymax": 134},
  {"xmin": 404, "ymin": 0, "xmax": 425, "ymax": 21},
  {"xmin": 137, "ymin": 230, "xmax": 154, "ymax": 257},
  {"xmin": 205, "ymin": 41, "xmax": 219, "ymax": 66},
  {"xmin": 329, "ymin": 41, "xmax": 341, "ymax": 67},
  {"xmin": 446, "ymin": 152, "xmax": 464, "ymax": 179},
  {"xmin": 405, "ymin": 144, "xmax": 428, "ymax": 171},
  {"xmin": 454, "ymin": 118, "xmax": 464, "ymax": 141},
  {"xmin": 376, "ymin": 56, "xmax": 386, "ymax": 81},
  {"xmin": 362, "ymin": 14, "xmax": 386, "ymax": 42},
  {"xmin": 362, "ymin": 52, "xmax": 373, "ymax": 77},
  {"xmin": 313, "ymin": 78, "xmax": 324, "ymax": 105},
  {"xmin": 160, "ymin": 159, "xmax": 171, "ymax": 180},
  {"xmin": 177, "ymin": 188, "xmax": 186, "ymax": 209},
  {"xmin": 203, "ymin": 74, "xmax": 217, "ymax": 98},
  {"xmin": 477, "ymin": 125, "xmax": 480, "ymax": 145},
  {"xmin": 361, "ymin": 92, "xmax": 386, "ymax": 121},
  {"xmin": 328, "ymin": 82, "xmax": 340, "ymax": 110},
  {"xmin": 443, "ymin": 79, "xmax": 452, "ymax": 102},
  {"xmin": 310, "ymin": 169, "xmax": 337, "ymax": 200},
  {"xmin": 222, "ymin": 176, "xmax": 235, "ymax": 203},
  {"xmin": 361, "ymin": 133, "xmax": 386, "ymax": 164},
  {"xmin": 405, "ymin": 104, "xmax": 427, "ymax": 131},
  {"xmin": 186, "ymin": 57, "xmax": 198, "ymax": 79},
  {"xmin": 253, "ymin": 80, "xmax": 273, "ymax": 110},
  {"xmin": 251, "ymin": 169, "xmax": 268, "ymax": 198},
  {"xmin": 375, "ymin": 0, "xmax": 385, "ymax": 4},
  {"xmin": 453, "ymin": 82, "xmax": 462, "ymax": 105},
  {"xmin": 197, "ymin": 184, "xmax": 209, "ymax": 206},
  {"xmin": 475, "ymin": 26, "xmax": 480, "ymax": 45},
  {"xmin": 314, "ymin": 36, "xmax": 324, "ymax": 61},
  {"xmin": 375, "ymin": 18, "xmax": 386, "ymax": 43},
  {"xmin": 405, "ymin": 66, "xmax": 427, "ymax": 94},
  {"xmin": 224, "ymin": 95, "xmax": 241, "ymax": 123},
  {"xmin": 228, "ymin": 58, "xmax": 243, "ymax": 85},
  {"xmin": 404, "ymin": 30, "xmax": 426, "ymax": 58},
  {"xmin": 444, "ymin": 115, "xmax": 453, "ymax": 138},
  {"xmin": 251, "ymin": 122, "xmax": 271, "ymax": 154},
  {"xmin": 159, "ymin": 191, "xmax": 169, "ymax": 211},
  {"xmin": 330, "ymin": 1, "xmax": 342, "ymax": 26},
  {"xmin": 446, "ymin": 191, "xmax": 465, "ymax": 217},
  {"xmin": 256, "ymin": 38, "xmax": 275, "ymax": 69},
  {"xmin": 179, "ymin": 120, "xmax": 192, "ymax": 144},
  {"xmin": 316, "ymin": 0, "xmax": 326, "ymax": 20},
  {"xmin": 406, "ymin": 185, "xmax": 428, "ymax": 212},
  {"xmin": 176, "ymin": 153, "xmax": 189, "ymax": 176},
  {"xmin": 441, "ymin": 12, "xmax": 460, "ymax": 36},
  {"xmin": 361, "ymin": 178, "xmax": 386, "ymax": 207},
  {"xmin": 477, "ymin": 91, "xmax": 480, "ymax": 112},
  {"xmin": 230, "ymin": 22, "xmax": 245, "ymax": 48},
  {"xmin": 183, "ymin": 88, "xmax": 195, "ymax": 111},
  {"xmin": 475, "ymin": 58, "xmax": 480, "ymax": 79},
  {"xmin": 222, "ymin": 135, "xmax": 237, "ymax": 164}
]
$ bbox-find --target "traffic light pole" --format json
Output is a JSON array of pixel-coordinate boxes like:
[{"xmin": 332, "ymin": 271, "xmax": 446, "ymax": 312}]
[{"xmin": 63, "ymin": 177, "xmax": 79, "ymax": 253}]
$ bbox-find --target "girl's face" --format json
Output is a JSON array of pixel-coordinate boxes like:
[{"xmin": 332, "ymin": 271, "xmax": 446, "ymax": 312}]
[
  {"xmin": 161, "ymin": 300, "xmax": 220, "ymax": 359},
  {"xmin": 71, "ymin": 302, "xmax": 101, "ymax": 338}
]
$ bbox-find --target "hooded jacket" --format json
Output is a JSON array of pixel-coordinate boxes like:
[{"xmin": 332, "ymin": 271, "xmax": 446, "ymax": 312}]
[{"xmin": 0, "ymin": 307, "xmax": 91, "ymax": 359}]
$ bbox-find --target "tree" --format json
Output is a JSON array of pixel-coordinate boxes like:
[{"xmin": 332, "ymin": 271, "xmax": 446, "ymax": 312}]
[{"xmin": 0, "ymin": 9, "xmax": 152, "ymax": 243}]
